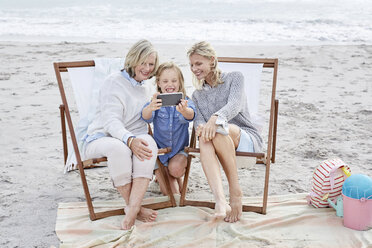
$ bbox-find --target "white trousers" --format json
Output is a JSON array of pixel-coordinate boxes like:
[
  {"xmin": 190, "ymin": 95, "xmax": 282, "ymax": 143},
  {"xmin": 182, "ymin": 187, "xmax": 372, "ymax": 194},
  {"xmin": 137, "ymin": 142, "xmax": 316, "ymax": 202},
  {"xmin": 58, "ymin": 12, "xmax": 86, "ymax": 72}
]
[{"xmin": 84, "ymin": 134, "xmax": 158, "ymax": 187}]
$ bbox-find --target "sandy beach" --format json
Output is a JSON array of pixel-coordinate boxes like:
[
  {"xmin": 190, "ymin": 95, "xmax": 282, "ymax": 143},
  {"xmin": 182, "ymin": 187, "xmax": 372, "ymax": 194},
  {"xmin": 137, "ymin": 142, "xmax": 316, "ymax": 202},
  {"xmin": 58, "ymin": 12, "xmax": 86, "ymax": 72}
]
[{"xmin": 0, "ymin": 41, "xmax": 372, "ymax": 247}]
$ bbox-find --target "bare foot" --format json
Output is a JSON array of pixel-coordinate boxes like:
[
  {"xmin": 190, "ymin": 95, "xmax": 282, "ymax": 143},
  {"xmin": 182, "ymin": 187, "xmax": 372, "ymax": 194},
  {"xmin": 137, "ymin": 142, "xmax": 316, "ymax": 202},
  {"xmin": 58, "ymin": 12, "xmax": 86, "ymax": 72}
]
[
  {"xmin": 224, "ymin": 195, "xmax": 242, "ymax": 223},
  {"xmin": 214, "ymin": 201, "xmax": 231, "ymax": 220},
  {"xmin": 137, "ymin": 207, "xmax": 158, "ymax": 222},
  {"xmin": 121, "ymin": 205, "xmax": 140, "ymax": 230}
]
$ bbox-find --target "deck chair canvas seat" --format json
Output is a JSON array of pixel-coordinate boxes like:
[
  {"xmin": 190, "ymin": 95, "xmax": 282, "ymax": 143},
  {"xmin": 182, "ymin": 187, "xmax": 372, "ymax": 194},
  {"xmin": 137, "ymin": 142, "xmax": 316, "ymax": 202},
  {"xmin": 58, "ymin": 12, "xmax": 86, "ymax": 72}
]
[
  {"xmin": 54, "ymin": 59, "xmax": 176, "ymax": 221},
  {"xmin": 180, "ymin": 57, "xmax": 279, "ymax": 215}
]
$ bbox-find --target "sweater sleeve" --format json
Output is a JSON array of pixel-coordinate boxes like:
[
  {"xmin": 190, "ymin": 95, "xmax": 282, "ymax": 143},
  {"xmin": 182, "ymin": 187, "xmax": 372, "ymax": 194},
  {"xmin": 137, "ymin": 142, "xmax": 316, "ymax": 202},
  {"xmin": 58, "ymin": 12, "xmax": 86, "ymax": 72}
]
[
  {"xmin": 192, "ymin": 91, "xmax": 207, "ymax": 128},
  {"xmin": 214, "ymin": 71, "xmax": 245, "ymax": 121},
  {"xmin": 100, "ymin": 77, "xmax": 133, "ymax": 141}
]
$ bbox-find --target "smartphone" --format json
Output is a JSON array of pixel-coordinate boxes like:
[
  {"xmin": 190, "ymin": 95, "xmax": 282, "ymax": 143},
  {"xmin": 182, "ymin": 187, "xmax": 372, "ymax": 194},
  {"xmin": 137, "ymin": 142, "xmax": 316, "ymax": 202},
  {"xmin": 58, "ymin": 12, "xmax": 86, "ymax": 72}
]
[{"xmin": 157, "ymin": 92, "xmax": 183, "ymax": 107}]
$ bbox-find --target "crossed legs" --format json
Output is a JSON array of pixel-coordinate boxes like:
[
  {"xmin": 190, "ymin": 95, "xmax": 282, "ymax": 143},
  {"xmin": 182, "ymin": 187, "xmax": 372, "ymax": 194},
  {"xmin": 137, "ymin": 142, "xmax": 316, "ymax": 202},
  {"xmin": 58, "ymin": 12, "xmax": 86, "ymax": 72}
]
[
  {"xmin": 84, "ymin": 134, "xmax": 158, "ymax": 230},
  {"xmin": 199, "ymin": 124, "xmax": 242, "ymax": 222},
  {"xmin": 117, "ymin": 178, "xmax": 157, "ymax": 230}
]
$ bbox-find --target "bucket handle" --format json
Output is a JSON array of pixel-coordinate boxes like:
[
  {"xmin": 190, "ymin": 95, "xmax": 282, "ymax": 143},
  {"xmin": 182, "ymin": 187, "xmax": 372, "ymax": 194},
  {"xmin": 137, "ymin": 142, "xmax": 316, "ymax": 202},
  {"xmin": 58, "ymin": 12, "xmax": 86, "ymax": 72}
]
[{"xmin": 360, "ymin": 194, "xmax": 372, "ymax": 203}]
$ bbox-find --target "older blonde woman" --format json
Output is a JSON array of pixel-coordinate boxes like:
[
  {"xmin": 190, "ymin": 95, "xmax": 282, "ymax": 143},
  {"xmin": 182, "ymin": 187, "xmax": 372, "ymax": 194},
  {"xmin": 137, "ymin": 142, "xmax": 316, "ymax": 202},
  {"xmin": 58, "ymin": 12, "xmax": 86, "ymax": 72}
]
[
  {"xmin": 84, "ymin": 39, "xmax": 159, "ymax": 230},
  {"xmin": 187, "ymin": 41, "xmax": 263, "ymax": 223}
]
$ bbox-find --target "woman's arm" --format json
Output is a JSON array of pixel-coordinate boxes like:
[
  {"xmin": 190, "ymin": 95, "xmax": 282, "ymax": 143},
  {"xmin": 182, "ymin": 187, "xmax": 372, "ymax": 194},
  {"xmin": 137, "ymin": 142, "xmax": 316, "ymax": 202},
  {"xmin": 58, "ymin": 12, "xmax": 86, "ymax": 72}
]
[
  {"xmin": 214, "ymin": 71, "xmax": 245, "ymax": 122},
  {"xmin": 192, "ymin": 92, "xmax": 207, "ymax": 127},
  {"xmin": 100, "ymin": 78, "xmax": 132, "ymax": 140},
  {"xmin": 197, "ymin": 72, "xmax": 245, "ymax": 141},
  {"xmin": 192, "ymin": 92, "xmax": 214, "ymax": 141}
]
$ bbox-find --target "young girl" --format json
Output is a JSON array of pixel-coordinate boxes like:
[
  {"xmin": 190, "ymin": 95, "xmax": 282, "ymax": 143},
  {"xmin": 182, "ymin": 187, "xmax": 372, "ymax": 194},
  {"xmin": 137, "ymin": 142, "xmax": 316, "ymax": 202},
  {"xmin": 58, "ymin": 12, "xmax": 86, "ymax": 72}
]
[{"xmin": 141, "ymin": 62, "xmax": 196, "ymax": 195}]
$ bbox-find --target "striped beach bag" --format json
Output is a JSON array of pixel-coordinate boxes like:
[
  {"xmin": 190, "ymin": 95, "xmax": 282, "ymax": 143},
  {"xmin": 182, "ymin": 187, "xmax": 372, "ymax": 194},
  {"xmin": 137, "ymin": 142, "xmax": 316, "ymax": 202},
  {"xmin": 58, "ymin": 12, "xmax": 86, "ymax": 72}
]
[{"xmin": 308, "ymin": 158, "xmax": 351, "ymax": 208}]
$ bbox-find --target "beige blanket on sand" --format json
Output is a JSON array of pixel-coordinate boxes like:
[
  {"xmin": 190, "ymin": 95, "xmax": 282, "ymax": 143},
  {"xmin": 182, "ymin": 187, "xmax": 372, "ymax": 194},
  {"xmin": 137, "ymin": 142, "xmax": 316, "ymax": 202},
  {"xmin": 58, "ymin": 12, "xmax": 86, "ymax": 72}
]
[{"xmin": 55, "ymin": 193, "xmax": 372, "ymax": 247}]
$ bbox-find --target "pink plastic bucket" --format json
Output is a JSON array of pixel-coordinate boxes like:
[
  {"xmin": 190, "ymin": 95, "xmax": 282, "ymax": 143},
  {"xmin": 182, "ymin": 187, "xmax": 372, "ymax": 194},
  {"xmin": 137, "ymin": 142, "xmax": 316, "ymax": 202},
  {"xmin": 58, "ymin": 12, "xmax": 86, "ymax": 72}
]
[{"xmin": 343, "ymin": 194, "xmax": 372, "ymax": 231}]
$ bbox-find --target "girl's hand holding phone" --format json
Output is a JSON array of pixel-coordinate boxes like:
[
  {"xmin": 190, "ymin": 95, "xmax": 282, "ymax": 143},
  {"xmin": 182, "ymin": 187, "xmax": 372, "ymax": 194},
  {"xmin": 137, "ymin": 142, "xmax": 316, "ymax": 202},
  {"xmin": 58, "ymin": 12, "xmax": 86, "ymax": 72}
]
[
  {"xmin": 176, "ymin": 99, "xmax": 188, "ymax": 113},
  {"xmin": 177, "ymin": 99, "xmax": 195, "ymax": 120},
  {"xmin": 149, "ymin": 92, "xmax": 162, "ymax": 111}
]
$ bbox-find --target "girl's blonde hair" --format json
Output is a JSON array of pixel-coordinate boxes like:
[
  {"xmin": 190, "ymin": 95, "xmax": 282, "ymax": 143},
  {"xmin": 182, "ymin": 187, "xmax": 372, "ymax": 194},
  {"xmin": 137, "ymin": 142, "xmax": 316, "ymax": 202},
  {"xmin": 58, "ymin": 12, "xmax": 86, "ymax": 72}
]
[
  {"xmin": 187, "ymin": 41, "xmax": 222, "ymax": 90},
  {"xmin": 155, "ymin": 62, "xmax": 186, "ymax": 97},
  {"xmin": 123, "ymin": 39, "xmax": 159, "ymax": 79}
]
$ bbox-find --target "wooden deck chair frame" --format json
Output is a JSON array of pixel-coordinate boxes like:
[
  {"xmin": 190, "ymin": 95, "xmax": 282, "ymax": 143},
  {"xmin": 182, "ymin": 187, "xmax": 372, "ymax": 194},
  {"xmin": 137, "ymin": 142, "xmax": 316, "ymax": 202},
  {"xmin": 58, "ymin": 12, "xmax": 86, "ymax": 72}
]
[
  {"xmin": 54, "ymin": 60, "xmax": 176, "ymax": 221},
  {"xmin": 180, "ymin": 57, "xmax": 279, "ymax": 215}
]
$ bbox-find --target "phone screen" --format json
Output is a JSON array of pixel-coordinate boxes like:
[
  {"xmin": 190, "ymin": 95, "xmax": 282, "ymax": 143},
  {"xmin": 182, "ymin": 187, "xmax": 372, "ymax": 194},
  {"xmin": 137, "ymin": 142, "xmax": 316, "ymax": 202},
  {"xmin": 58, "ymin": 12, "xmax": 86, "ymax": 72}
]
[{"xmin": 157, "ymin": 93, "xmax": 183, "ymax": 106}]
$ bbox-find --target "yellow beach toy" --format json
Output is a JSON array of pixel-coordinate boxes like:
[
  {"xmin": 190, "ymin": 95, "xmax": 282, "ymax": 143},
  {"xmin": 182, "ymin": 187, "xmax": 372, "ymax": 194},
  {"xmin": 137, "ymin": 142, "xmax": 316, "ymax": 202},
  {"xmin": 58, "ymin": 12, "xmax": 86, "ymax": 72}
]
[{"xmin": 342, "ymin": 166, "xmax": 351, "ymax": 177}]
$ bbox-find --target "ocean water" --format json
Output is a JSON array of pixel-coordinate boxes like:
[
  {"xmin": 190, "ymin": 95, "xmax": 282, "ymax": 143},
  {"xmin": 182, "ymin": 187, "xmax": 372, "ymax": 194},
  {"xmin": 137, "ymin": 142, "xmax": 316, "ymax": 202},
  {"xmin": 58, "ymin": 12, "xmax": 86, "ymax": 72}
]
[{"xmin": 0, "ymin": 0, "xmax": 371, "ymax": 44}]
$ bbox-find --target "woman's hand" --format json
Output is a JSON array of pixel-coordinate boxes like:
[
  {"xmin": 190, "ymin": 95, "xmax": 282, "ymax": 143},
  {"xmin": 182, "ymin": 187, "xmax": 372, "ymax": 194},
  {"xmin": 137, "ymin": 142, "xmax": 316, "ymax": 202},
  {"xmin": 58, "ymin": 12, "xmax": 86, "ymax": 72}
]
[
  {"xmin": 197, "ymin": 115, "xmax": 218, "ymax": 142},
  {"xmin": 196, "ymin": 124, "xmax": 204, "ymax": 138},
  {"xmin": 202, "ymin": 115, "xmax": 218, "ymax": 142},
  {"xmin": 129, "ymin": 138, "xmax": 153, "ymax": 161}
]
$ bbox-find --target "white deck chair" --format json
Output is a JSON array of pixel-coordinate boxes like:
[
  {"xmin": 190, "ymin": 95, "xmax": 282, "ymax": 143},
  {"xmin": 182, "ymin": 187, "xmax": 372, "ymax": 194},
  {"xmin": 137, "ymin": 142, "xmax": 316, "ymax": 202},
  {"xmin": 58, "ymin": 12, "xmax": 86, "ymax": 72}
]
[
  {"xmin": 180, "ymin": 57, "xmax": 279, "ymax": 214},
  {"xmin": 54, "ymin": 59, "xmax": 176, "ymax": 221}
]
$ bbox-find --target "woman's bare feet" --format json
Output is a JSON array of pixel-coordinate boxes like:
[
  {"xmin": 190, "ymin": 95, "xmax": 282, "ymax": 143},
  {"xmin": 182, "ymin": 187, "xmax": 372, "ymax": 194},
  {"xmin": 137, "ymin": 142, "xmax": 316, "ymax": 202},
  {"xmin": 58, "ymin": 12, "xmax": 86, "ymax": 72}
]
[
  {"xmin": 121, "ymin": 207, "xmax": 158, "ymax": 230},
  {"xmin": 214, "ymin": 201, "xmax": 231, "ymax": 220},
  {"xmin": 224, "ymin": 195, "xmax": 242, "ymax": 223},
  {"xmin": 137, "ymin": 207, "xmax": 158, "ymax": 222},
  {"xmin": 121, "ymin": 205, "xmax": 140, "ymax": 230}
]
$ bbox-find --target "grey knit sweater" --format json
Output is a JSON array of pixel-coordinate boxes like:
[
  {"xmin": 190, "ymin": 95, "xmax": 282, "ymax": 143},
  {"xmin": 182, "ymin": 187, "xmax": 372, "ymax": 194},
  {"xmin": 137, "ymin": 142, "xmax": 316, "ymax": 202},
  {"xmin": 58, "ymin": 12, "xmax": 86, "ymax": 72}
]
[{"xmin": 192, "ymin": 71, "xmax": 263, "ymax": 152}]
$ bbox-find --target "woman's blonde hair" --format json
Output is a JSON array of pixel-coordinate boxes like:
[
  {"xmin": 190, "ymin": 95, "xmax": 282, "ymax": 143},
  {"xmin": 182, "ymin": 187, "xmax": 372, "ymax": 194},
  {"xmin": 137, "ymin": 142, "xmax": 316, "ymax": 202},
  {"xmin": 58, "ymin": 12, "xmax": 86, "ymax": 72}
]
[
  {"xmin": 187, "ymin": 41, "xmax": 222, "ymax": 89},
  {"xmin": 123, "ymin": 39, "xmax": 159, "ymax": 79},
  {"xmin": 155, "ymin": 62, "xmax": 186, "ymax": 97}
]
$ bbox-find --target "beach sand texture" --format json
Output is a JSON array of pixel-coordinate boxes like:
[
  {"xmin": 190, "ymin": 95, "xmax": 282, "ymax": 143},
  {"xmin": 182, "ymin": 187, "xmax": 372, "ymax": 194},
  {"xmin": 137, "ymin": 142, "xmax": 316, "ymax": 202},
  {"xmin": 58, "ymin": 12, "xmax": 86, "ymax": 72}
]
[{"xmin": 0, "ymin": 42, "xmax": 372, "ymax": 247}]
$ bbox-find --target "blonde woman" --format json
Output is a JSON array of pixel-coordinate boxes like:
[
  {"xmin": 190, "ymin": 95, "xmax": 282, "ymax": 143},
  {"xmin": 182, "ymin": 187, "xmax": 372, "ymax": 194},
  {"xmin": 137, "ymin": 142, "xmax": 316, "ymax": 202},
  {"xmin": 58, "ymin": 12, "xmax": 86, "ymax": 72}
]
[
  {"xmin": 84, "ymin": 39, "xmax": 159, "ymax": 230},
  {"xmin": 187, "ymin": 41, "xmax": 263, "ymax": 223}
]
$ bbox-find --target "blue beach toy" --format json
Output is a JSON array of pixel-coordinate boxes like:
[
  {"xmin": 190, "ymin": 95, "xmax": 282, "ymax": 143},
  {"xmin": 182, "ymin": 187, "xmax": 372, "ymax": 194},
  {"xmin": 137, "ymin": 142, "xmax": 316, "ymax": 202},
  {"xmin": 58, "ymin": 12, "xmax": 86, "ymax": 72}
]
[
  {"xmin": 342, "ymin": 174, "xmax": 372, "ymax": 199},
  {"xmin": 342, "ymin": 174, "xmax": 372, "ymax": 231}
]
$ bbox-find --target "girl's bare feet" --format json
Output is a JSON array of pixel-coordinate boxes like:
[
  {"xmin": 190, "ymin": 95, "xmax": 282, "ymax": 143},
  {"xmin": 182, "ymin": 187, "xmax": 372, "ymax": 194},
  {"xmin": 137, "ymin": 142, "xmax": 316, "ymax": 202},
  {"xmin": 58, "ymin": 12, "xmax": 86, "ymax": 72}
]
[{"xmin": 224, "ymin": 195, "xmax": 242, "ymax": 223}]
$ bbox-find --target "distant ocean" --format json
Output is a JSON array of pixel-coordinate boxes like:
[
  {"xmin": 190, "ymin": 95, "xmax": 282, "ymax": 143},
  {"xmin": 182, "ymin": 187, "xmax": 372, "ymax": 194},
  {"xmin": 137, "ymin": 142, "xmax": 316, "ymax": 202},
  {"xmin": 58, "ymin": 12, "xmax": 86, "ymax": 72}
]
[{"xmin": 0, "ymin": 0, "xmax": 371, "ymax": 44}]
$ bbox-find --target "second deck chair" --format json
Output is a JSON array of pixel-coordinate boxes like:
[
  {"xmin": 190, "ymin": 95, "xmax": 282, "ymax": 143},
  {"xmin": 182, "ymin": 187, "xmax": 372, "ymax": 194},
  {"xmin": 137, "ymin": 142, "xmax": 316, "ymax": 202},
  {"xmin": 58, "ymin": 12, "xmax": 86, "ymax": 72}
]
[
  {"xmin": 54, "ymin": 59, "xmax": 176, "ymax": 221},
  {"xmin": 180, "ymin": 57, "xmax": 279, "ymax": 214}
]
